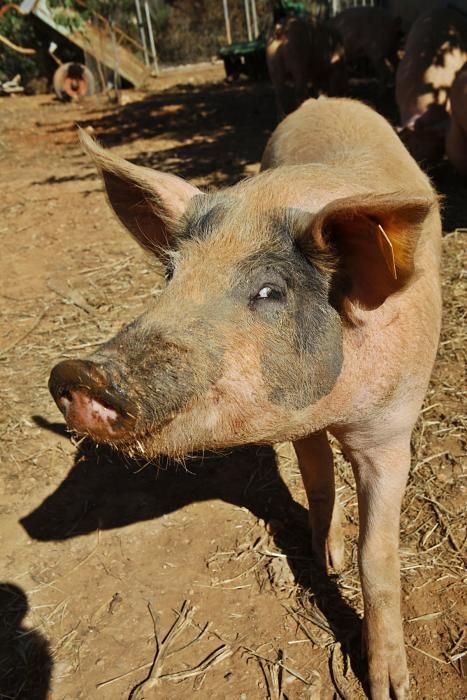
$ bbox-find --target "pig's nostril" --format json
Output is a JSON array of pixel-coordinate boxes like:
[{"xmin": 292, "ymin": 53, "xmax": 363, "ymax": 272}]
[
  {"xmin": 55, "ymin": 389, "xmax": 72, "ymax": 417},
  {"xmin": 60, "ymin": 390, "xmax": 73, "ymax": 403},
  {"xmin": 99, "ymin": 397, "xmax": 117, "ymax": 411},
  {"xmin": 56, "ymin": 388, "xmax": 121, "ymax": 437}
]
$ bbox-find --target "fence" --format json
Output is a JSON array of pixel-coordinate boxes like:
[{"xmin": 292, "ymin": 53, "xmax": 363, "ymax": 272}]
[{"xmin": 329, "ymin": 0, "xmax": 381, "ymax": 14}]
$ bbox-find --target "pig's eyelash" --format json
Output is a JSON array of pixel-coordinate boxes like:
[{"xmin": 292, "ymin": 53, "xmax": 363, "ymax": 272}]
[{"xmin": 165, "ymin": 250, "xmax": 181, "ymax": 281}]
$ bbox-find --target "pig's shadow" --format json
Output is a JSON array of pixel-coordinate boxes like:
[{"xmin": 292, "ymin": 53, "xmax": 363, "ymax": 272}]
[{"xmin": 23, "ymin": 416, "xmax": 368, "ymax": 694}]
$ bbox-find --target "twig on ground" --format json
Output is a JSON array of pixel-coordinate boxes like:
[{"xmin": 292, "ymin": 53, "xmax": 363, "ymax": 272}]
[{"xmin": 243, "ymin": 645, "xmax": 310, "ymax": 685}]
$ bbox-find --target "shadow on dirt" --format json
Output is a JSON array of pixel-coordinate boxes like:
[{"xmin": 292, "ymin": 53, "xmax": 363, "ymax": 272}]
[
  {"xmin": 32, "ymin": 172, "xmax": 99, "ymax": 186},
  {"xmin": 32, "ymin": 77, "xmax": 466, "ymax": 233},
  {"xmin": 45, "ymin": 81, "xmax": 277, "ymax": 188},
  {"xmin": 0, "ymin": 583, "xmax": 52, "ymax": 700},
  {"xmin": 23, "ymin": 419, "xmax": 368, "ymax": 694}
]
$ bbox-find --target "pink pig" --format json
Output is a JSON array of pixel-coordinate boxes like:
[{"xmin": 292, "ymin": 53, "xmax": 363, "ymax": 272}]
[{"xmin": 50, "ymin": 97, "xmax": 441, "ymax": 699}]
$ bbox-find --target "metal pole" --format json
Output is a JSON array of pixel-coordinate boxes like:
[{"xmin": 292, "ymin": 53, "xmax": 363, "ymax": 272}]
[
  {"xmin": 244, "ymin": 0, "xmax": 252, "ymax": 41},
  {"xmin": 250, "ymin": 0, "xmax": 258, "ymax": 39},
  {"xmin": 134, "ymin": 0, "xmax": 149, "ymax": 65},
  {"xmin": 144, "ymin": 0, "xmax": 159, "ymax": 75},
  {"xmin": 222, "ymin": 0, "xmax": 232, "ymax": 44},
  {"xmin": 109, "ymin": 20, "xmax": 121, "ymax": 97}
]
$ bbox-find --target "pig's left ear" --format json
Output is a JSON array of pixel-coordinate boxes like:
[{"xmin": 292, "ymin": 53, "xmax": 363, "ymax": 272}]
[
  {"xmin": 80, "ymin": 130, "xmax": 202, "ymax": 257},
  {"xmin": 303, "ymin": 191, "xmax": 436, "ymax": 309}
]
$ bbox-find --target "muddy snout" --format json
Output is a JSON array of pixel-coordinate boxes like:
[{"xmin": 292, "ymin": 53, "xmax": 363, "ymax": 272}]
[{"xmin": 49, "ymin": 359, "xmax": 136, "ymax": 441}]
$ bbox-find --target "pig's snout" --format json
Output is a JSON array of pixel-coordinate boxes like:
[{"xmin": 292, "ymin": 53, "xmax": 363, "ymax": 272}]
[{"xmin": 49, "ymin": 359, "xmax": 136, "ymax": 441}]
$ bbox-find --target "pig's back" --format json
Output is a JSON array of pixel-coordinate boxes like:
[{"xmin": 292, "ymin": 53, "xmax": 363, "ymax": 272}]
[{"xmin": 261, "ymin": 97, "xmax": 431, "ymax": 196}]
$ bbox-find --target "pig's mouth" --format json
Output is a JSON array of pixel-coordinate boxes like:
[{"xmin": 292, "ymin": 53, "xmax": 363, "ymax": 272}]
[{"xmin": 58, "ymin": 389, "xmax": 121, "ymax": 438}]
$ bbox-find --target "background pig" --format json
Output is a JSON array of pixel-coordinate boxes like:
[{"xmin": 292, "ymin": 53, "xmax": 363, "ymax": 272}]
[
  {"xmin": 445, "ymin": 62, "xmax": 467, "ymax": 175},
  {"xmin": 266, "ymin": 15, "xmax": 344, "ymax": 119},
  {"xmin": 49, "ymin": 98, "xmax": 441, "ymax": 699},
  {"xmin": 331, "ymin": 6, "xmax": 401, "ymax": 89},
  {"xmin": 396, "ymin": 6, "xmax": 467, "ymax": 163}
]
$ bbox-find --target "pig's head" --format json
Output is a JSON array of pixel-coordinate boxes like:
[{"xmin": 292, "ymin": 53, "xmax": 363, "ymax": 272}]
[{"xmin": 49, "ymin": 132, "xmax": 432, "ymax": 458}]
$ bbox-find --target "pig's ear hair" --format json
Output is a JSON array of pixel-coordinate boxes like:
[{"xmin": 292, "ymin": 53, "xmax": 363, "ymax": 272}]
[
  {"xmin": 79, "ymin": 129, "xmax": 201, "ymax": 257},
  {"xmin": 300, "ymin": 191, "xmax": 435, "ymax": 310}
]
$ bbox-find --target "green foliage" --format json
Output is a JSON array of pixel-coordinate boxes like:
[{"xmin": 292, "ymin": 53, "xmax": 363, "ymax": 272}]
[
  {"xmin": 0, "ymin": 2, "xmax": 41, "ymax": 83},
  {"xmin": 49, "ymin": 0, "xmax": 83, "ymax": 33},
  {"xmin": 47, "ymin": 0, "xmax": 137, "ymax": 33}
]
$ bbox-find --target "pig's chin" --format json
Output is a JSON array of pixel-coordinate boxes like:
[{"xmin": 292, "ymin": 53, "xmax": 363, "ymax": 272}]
[
  {"xmin": 115, "ymin": 394, "xmax": 306, "ymax": 461},
  {"xmin": 109, "ymin": 407, "xmax": 225, "ymax": 459}
]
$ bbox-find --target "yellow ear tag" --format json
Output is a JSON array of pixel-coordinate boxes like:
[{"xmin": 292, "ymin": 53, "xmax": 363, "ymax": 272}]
[{"xmin": 376, "ymin": 224, "xmax": 397, "ymax": 280}]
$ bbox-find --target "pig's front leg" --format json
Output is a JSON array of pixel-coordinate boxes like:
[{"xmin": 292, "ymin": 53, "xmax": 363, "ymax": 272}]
[
  {"xmin": 294, "ymin": 431, "xmax": 344, "ymax": 572},
  {"xmin": 347, "ymin": 436, "xmax": 411, "ymax": 700}
]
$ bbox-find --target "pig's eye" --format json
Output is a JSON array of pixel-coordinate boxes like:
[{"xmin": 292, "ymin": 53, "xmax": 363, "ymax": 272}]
[{"xmin": 253, "ymin": 285, "xmax": 285, "ymax": 302}]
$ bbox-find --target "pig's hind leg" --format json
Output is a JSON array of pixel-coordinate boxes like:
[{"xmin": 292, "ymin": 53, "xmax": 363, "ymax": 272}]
[
  {"xmin": 293, "ymin": 431, "xmax": 345, "ymax": 572},
  {"xmin": 345, "ymin": 434, "xmax": 411, "ymax": 700}
]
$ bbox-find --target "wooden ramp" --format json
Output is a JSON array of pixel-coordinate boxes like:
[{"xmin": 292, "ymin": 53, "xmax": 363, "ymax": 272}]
[{"xmin": 20, "ymin": 0, "xmax": 151, "ymax": 87}]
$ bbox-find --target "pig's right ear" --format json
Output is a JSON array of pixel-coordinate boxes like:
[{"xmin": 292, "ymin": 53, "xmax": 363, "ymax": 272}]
[{"xmin": 80, "ymin": 130, "xmax": 202, "ymax": 256}]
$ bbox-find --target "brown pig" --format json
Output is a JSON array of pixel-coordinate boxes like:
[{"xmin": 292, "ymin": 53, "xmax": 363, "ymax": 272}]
[
  {"xmin": 446, "ymin": 61, "xmax": 467, "ymax": 175},
  {"xmin": 396, "ymin": 6, "xmax": 467, "ymax": 163},
  {"xmin": 266, "ymin": 15, "xmax": 344, "ymax": 119},
  {"xmin": 331, "ymin": 6, "xmax": 401, "ymax": 87},
  {"xmin": 49, "ymin": 97, "xmax": 441, "ymax": 699}
]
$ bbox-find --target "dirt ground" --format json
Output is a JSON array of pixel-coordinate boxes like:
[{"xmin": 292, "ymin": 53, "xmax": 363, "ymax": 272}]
[{"xmin": 0, "ymin": 65, "xmax": 465, "ymax": 700}]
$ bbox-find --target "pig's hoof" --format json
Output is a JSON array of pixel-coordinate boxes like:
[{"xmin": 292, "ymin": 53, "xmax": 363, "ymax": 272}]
[
  {"xmin": 310, "ymin": 502, "xmax": 345, "ymax": 574},
  {"xmin": 326, "ymin": 534, "xmax": 345, "ymax": 573},
  {"xmin": 366, "ymin": 642, "xmax": 409, "ymax": 699},
  {"xmin": 311, "ymin": 517, "xmax": 345, "ymax": 573}
]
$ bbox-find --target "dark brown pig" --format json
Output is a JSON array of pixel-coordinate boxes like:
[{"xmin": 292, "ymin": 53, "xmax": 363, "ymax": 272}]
[
  {"xmin": 266, "ymin": 15, "xmax": 344, "ymax": 119},
  {"xmin": 396, "ymin": 6, "xmax": 467, "ymax": 163},
  {"xmin": 331, "ymin": 6, "xmax": 401, "ymax": 87},
  {"xmin": 50, "ymin": 97, "xmax": 441, "ymax": 700},
  {"xmin": 446, "ymin": 61, "xmax": 467, "ymax": 175}
]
